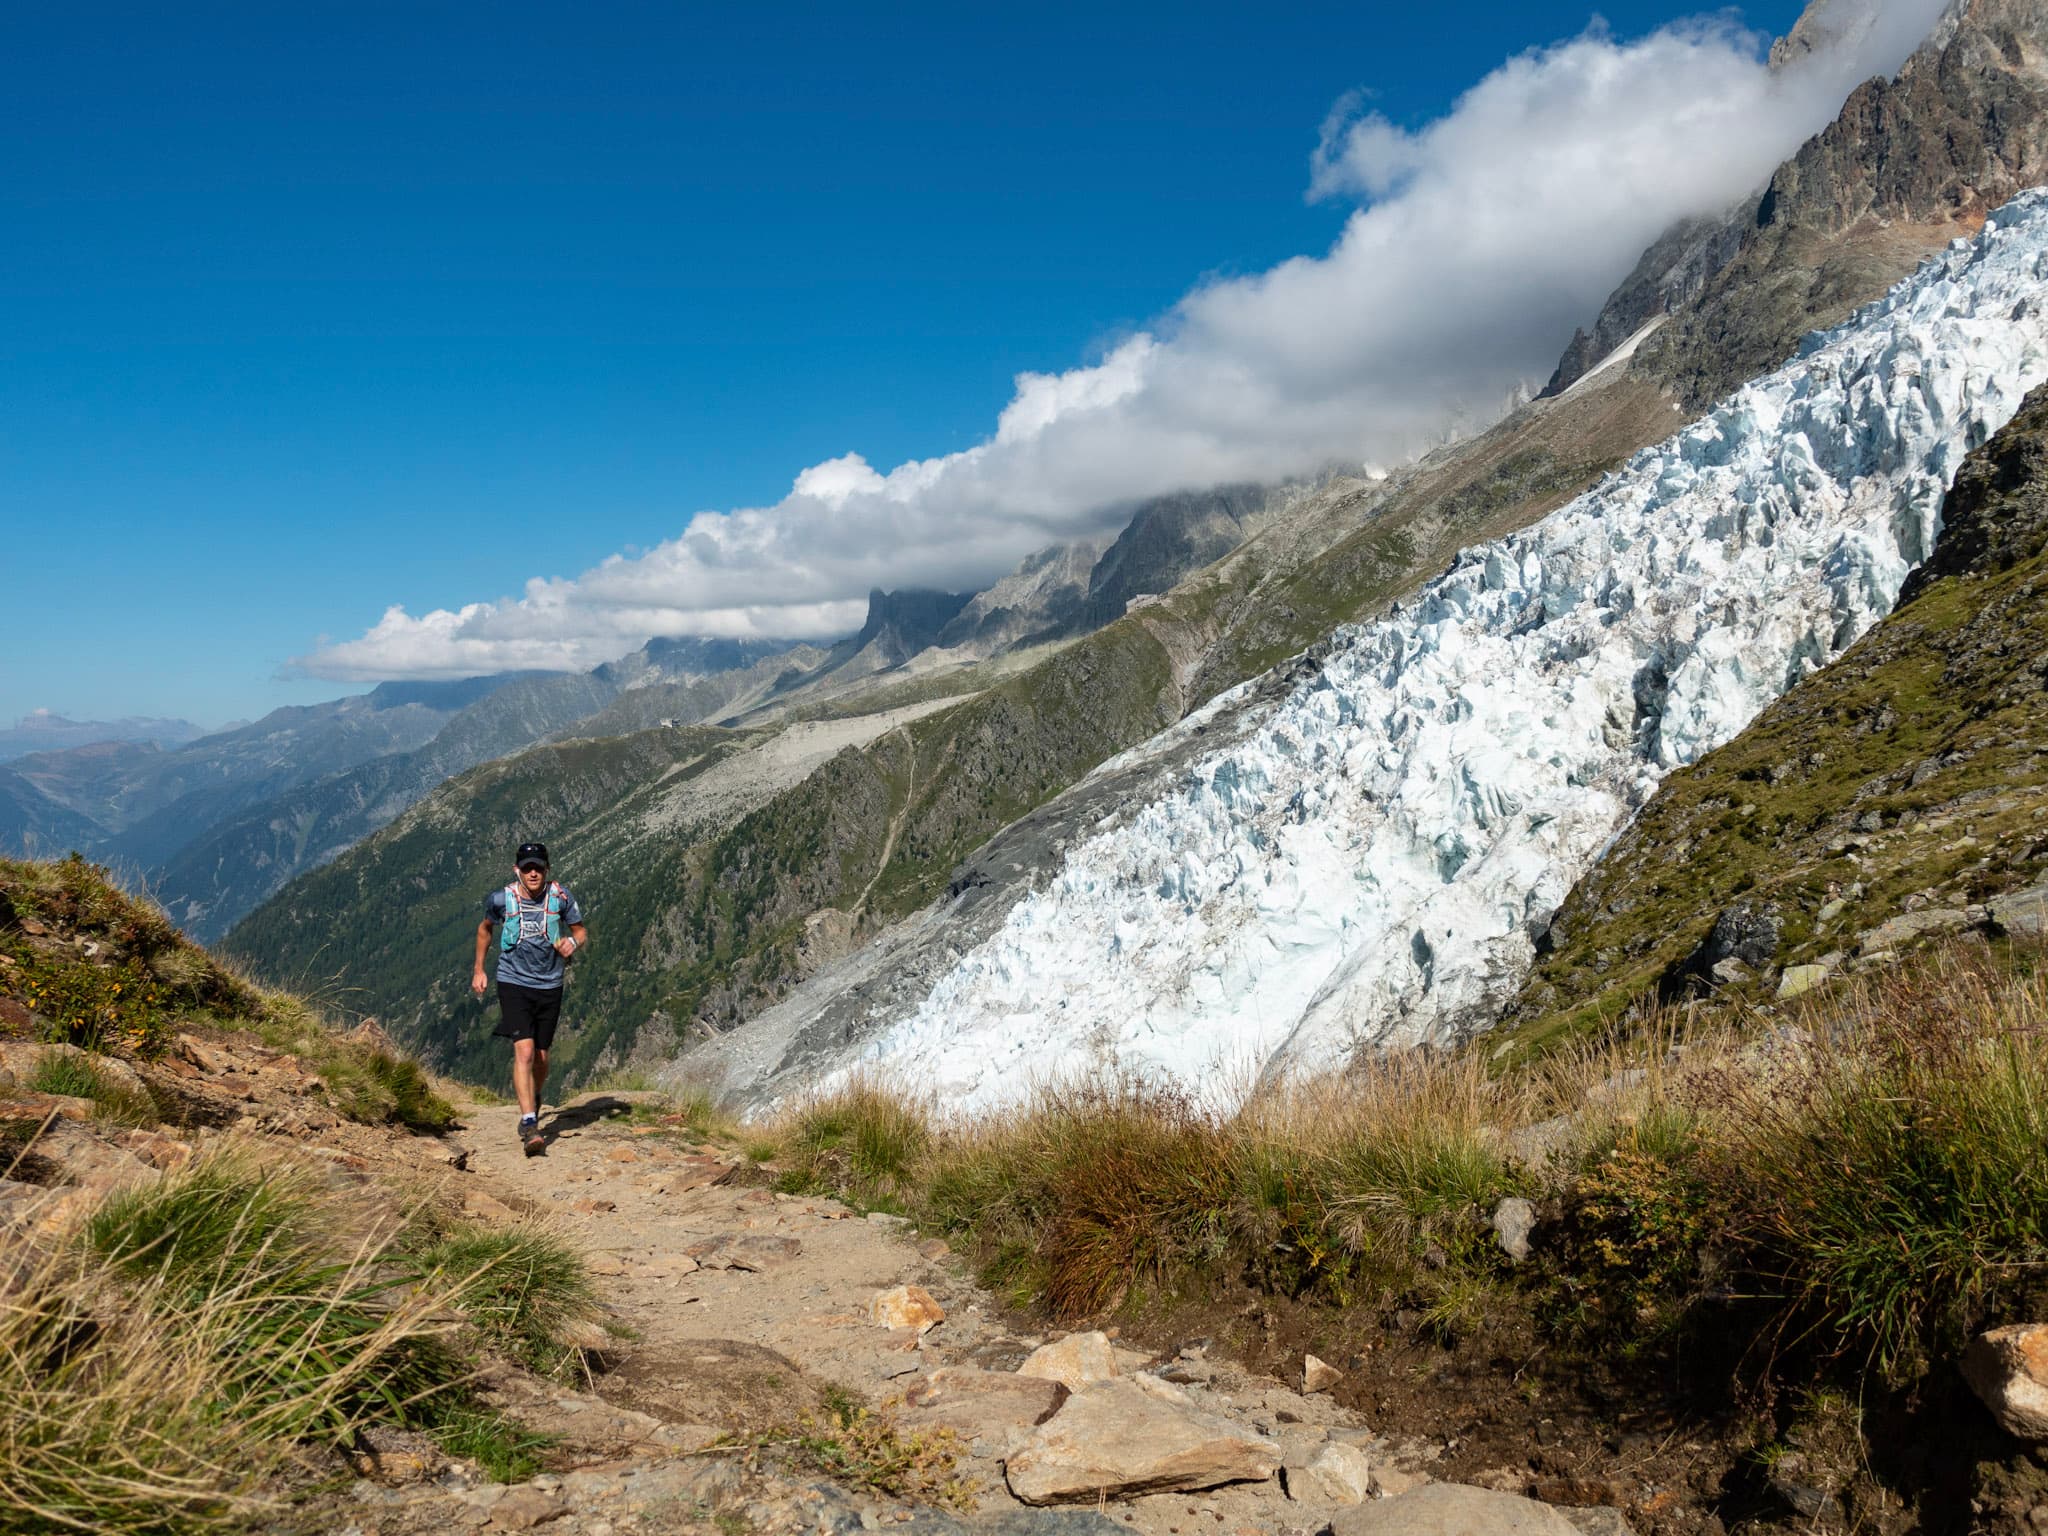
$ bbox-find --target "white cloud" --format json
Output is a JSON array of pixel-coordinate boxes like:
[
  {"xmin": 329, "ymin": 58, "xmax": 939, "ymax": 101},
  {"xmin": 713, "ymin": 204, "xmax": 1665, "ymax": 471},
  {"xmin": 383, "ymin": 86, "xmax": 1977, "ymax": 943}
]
[{"xmin": 296, "ymin": 2, "xmax": 1948, "ymax": 684}]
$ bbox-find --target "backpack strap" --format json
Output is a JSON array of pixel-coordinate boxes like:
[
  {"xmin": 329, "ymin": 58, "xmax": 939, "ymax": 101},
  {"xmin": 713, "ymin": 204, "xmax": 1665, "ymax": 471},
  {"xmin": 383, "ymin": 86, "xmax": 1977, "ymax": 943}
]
[
  {"xmin": 545, "ymin": 882, "xmax": 565, "ymax": 946},
  {"xmin": 500, "ymin": 883, "xmax": 522, "ymax": 952}
]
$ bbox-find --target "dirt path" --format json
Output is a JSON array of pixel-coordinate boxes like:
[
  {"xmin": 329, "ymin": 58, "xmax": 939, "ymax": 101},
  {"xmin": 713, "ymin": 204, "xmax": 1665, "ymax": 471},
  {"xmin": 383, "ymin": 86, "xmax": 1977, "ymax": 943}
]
[{"xmin": 337, "ymin": 1090, "xmax": 1435, "ymax": 1536}]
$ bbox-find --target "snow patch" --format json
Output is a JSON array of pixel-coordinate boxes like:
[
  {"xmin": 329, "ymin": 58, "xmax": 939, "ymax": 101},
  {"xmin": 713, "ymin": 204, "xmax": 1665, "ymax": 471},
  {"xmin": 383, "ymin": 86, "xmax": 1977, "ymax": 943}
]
[{"xmin": 1559, "ymin": 314, "xmax": 1668, "ymax": 399}]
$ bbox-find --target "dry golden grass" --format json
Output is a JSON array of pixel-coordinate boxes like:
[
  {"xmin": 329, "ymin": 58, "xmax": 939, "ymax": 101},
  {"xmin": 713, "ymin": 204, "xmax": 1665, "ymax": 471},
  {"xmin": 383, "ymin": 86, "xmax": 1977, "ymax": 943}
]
[{"xmin": 756, "ymin": 945, "xmax": 2048, "ymax": 1374}]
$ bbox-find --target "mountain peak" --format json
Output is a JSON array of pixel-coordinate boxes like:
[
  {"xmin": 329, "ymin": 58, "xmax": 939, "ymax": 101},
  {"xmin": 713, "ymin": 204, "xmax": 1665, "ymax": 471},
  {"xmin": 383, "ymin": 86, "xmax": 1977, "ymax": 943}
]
[{"xmin": 851, "ymin": 588, "xmax": 975, "ymax": 662}]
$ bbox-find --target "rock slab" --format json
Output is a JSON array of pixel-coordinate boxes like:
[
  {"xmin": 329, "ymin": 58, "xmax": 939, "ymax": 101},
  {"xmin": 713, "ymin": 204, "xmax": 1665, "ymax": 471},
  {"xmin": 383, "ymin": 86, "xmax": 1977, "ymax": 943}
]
[
  {"xmin": 685, "ymin": 1234, "xmax": 803, "ymax": 1271},
  {"xmin": 899, "ymin": 1367, "xmax": 1067, "ymax": 1452},
  {"xmin": 1004, "ymin": 1374, "xmax": 1280, "ymax": 1505},
  {"xmin": 1331, "ymin": 1483, "xmax": 1586, "ymax": 1536},
  {"xmin": 1018, "ymin": 1331, "xmax": 1120, "ymax": 1393},
  {"xmin": 1284, "ymin": 1440, "xmax": 1375, "ymax": 1505}
]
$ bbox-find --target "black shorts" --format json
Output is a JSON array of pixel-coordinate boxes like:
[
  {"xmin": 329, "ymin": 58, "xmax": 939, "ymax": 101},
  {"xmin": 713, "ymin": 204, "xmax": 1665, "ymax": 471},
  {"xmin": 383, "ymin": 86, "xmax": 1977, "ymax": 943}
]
[{"xmin": 494, "ymin": 981, "xmax": 564, "ymax": 1049}]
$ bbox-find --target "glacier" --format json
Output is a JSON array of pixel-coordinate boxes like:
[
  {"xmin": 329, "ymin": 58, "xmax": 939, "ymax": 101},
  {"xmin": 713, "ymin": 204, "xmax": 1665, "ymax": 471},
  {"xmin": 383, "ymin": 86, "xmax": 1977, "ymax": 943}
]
[{"xmin": 796, "ymin": 192, "xmax": 2048, "ymax": 1114}]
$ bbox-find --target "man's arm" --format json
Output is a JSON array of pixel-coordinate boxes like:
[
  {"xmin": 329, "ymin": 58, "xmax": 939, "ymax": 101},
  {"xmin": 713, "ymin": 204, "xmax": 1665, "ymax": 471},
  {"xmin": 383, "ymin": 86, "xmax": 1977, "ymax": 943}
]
[
  {"xmin": 472, "ymin": 919, "xmax": 494, "ymax": 997},
  {"xmin": 556, "ymin": 921, "xmax": 589, "ymax": 962}
]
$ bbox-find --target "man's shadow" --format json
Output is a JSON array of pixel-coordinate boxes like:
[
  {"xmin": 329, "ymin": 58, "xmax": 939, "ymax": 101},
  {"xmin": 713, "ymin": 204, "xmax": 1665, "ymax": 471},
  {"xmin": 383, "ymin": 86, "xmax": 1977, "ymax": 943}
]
[{"xmin": 540, "ymin": 1095, "xmax": 636, "ymax": 1146}]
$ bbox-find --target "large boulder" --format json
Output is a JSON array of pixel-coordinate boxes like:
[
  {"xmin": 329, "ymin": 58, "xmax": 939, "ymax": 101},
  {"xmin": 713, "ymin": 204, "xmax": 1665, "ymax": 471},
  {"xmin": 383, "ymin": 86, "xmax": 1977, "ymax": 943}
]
[
  {"xmin": 1698, "ymin": 900, "xmax": 1784, "ymax": 971},
  {"xmin": 1990, "ymin": 885, "xmax": 2048, "ymax": 942},
  {"xmin": 1963, "ymin": 1324, "xmax": 2048, "ymax": 1439},
  {"xmin": 1004, "ymin": 1374, "xmax": 1280, "ymax": 1504},
  {"xmin": 1330, "ymin": 1483, "xmax": 1586, "ymax": 1536}
]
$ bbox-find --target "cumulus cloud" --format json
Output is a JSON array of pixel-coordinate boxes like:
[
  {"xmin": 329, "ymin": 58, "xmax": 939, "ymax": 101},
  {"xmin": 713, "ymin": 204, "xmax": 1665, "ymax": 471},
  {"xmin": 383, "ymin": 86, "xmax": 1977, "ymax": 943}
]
[{"xmin": 296, "ymin": 1, "xmax": 1948, "ymax": 683}]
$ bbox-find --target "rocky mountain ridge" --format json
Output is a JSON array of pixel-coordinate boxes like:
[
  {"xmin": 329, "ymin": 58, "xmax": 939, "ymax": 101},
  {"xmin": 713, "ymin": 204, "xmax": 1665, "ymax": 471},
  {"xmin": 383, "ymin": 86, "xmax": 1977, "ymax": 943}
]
[{"xmin": 1563, "ymin": 0, "xmax": 2048, "ymax": 404}]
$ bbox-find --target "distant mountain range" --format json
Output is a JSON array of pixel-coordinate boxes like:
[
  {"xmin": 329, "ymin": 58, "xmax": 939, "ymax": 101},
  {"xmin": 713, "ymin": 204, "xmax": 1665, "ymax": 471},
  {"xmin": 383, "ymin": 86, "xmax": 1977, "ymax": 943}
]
[
  {"xmin": 0, "ymin": 712, "xmax": 207, "ymax": 762},
  {"xmin": 5, "ymin": 465, "xmax": 1298, "ymax": 944}
]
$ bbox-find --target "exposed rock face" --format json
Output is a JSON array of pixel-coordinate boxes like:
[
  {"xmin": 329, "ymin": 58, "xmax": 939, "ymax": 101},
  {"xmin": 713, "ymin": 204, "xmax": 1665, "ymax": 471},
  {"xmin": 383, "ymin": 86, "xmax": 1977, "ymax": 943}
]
[
  {"xmin": 1963, "ymin": 1324, "xmax": 2048, "ymax": 1438},
  {"xmin": 1004, "ymin": 1375, "xmax": 1281, "ymax": 1504},
  {"xmin": 826, "ymin": 589, "xmax": 978, "ymax": 673},
  {"xmin": 1542, "ymin": 211, "xmax": 1750, "ymax": 396},
  {"xmin": 1632, "ymin": 0, "xmax": 2048, "ymax": 405},
  {"xmin": 1074, "ymin": 483, "xmax": 1279, "ymax": 632},
  {"xmin": 936, "ymin": 540, "xmax": 1106, "ymax": 653}
]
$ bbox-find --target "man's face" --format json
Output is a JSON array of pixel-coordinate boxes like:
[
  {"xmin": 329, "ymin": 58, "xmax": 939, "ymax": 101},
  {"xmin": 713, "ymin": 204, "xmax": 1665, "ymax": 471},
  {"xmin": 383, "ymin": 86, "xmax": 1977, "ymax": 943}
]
[{"xmin": 517, "ymin": 863, "xmax": 548, "ymax": 896}]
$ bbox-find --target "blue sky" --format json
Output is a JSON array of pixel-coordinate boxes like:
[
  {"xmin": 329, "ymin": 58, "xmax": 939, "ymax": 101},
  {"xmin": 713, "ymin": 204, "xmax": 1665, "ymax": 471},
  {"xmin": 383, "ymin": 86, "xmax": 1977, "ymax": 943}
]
[{"xmin": 3, "ymin": 1, "xmax": 1830, "ymax": 728}]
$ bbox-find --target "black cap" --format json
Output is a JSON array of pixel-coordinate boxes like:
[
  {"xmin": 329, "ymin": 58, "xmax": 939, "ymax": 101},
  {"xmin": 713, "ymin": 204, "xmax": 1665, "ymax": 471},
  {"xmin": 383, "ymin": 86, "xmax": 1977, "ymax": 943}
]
[{"xmin": 515, "ymin": 841, "xmax": 549, "ymax": 869}]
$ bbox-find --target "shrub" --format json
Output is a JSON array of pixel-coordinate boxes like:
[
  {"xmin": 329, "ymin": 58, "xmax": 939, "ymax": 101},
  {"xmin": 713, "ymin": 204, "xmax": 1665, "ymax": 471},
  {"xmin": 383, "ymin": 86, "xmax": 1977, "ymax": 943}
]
[
  {"xmin": 1553, "ymin": 1128, "xmax": 1712, "ymax": 1336},
  {"xmin": 14, "ymin": 952, "xmax": 170, "ymax": 1057},
  {"xmin": 786, "ymin": 1391, "xmax": 975, "ymax": 1511}
]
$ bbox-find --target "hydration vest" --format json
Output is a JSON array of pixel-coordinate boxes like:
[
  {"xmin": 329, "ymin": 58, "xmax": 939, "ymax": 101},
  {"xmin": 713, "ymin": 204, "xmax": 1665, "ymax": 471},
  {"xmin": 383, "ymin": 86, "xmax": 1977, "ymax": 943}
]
[{"xmin": 500, "ymin": 881, "xmax": 568, "ymax": 953}]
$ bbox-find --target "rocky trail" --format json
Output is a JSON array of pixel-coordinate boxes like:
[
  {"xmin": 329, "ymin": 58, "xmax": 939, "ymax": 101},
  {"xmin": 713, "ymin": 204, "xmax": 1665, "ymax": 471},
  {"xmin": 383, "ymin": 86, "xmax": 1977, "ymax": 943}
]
[{"xmin": 337, "ymin": 1087, "xmax": 1564, "ymax": 1536}]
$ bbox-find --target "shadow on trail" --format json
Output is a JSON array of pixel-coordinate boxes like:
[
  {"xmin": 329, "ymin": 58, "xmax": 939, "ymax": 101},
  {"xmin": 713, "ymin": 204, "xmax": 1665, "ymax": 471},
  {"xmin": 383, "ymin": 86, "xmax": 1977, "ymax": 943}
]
[{"xmin": 542, "ymin": 1094, "xmax": 637, "ymax": 1144}]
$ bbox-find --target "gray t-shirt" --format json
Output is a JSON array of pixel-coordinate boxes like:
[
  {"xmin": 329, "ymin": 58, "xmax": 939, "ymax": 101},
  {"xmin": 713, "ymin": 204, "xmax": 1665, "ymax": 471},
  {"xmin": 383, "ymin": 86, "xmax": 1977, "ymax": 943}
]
[{"xmin": 484, "ymin": 883, "xmax": 585, "ymax": 990}]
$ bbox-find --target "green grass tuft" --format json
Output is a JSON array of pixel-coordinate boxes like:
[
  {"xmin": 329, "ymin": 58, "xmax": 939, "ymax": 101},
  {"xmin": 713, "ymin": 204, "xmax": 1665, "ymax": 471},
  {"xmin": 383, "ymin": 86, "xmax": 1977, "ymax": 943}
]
[
  {"xmin": 419, "ymin": 1223, "xmax": 599, "ymax": 1376},
  {"xmin": 428, "ymin": 1406, "xmax": 559, "ymax": 1483},
  {"xmin": 83, "ymin": 1153, "xmax": 467, "ymax": 1439},
  {"xmin": 773, "ymin": 1078, "xmax": 931, "ymax": 1207},
  {"xmin": 26, "ymin": 1051, "xmax": 158, "ymax": 1127}
]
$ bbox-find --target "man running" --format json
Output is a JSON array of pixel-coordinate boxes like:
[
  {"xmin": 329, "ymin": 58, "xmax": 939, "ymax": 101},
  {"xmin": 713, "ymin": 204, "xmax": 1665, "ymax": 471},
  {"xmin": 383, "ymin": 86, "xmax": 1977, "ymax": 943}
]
[{"xmin": 471, "ymin": 841, "xmax": 588, "ymax": 1155}]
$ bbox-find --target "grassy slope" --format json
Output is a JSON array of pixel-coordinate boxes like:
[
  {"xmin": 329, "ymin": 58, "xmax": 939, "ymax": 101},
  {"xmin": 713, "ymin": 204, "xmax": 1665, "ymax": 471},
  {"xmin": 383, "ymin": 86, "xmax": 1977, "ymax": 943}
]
[
  {"xmin": 0, "ymin": 858, "xmax": 600, "ymax": 1534},
  {"xmin": 231, "ymin": 377, "xmax": 1678, "ymax": 1086},
  {"xmin": 1500, "ymin": 383, "xmax": 2048, "ymax": 1055}
]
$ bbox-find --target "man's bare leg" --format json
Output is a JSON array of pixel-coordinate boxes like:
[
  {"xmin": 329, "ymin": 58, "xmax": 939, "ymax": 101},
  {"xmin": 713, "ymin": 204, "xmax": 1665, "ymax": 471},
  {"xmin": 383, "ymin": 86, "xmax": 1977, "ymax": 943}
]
[
  {"xmin": 512, "ymin": 1039, "xmax": 539, "ymax": 1118},
  {"xmin": 532, "ymin": 1047, "xmax": 550, "ymax": 1117}
]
